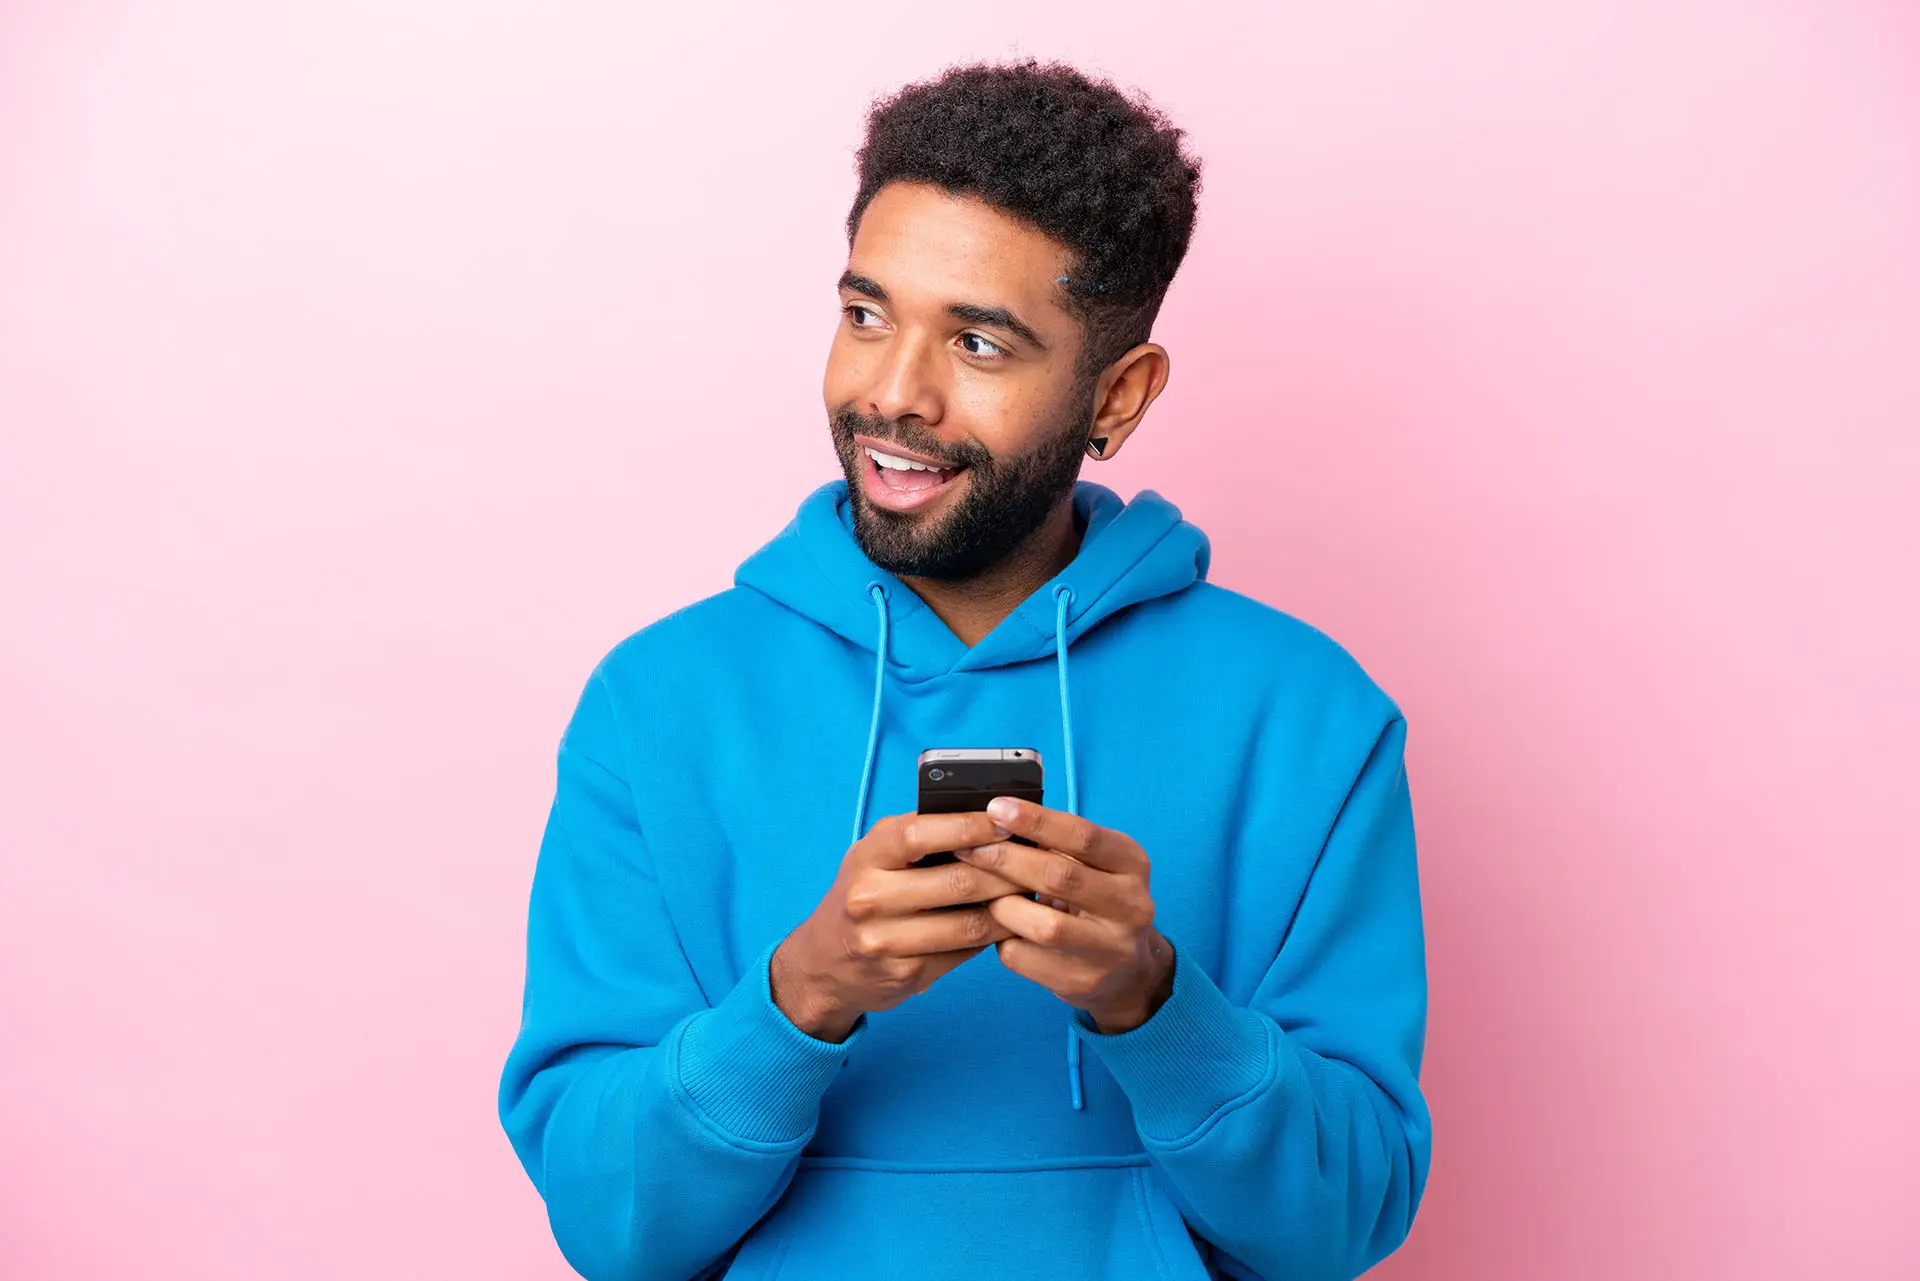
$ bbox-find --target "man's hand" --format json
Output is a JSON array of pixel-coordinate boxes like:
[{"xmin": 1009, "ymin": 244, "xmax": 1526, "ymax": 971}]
[
  {"xmin": 955, "ymin": 796, "xmax": 1175, "ymax": 1035},
  {"xmin": 771, "ymin": 811, "xmax": 1030, "ymax": 1042}
]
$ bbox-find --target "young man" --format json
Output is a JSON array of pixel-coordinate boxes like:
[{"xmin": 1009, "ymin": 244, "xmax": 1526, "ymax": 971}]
[{"xmin": 499, "ymin": 59, "xmax": 1431, "ymax": 1281}]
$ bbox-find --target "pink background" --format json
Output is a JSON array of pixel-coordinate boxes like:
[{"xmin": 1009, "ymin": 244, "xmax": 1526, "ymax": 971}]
[{"xmin": 3, "ymin": 2, "xmax": 1916, "ymax": 1277}]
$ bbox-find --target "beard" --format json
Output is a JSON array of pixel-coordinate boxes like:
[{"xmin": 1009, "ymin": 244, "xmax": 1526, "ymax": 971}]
[{"xmin": 829, "ymin": 381, "xmax": 1097, "ymax": 582}]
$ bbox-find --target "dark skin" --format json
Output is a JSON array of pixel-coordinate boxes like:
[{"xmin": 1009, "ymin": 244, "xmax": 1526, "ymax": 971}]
[{"xmin": 771, "ymin": 180, "xmax": 1178, "ymax": 1040}]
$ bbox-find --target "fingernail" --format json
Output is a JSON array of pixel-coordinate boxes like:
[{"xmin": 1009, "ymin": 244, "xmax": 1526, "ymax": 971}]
[{"xmin": 987, "ymin": 797, "xmax": 1017, "ymax": 823}]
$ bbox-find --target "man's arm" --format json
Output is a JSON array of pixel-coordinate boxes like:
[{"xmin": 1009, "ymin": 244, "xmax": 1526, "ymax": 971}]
[
  {"xmin": 497, "ymin": 666, "xmax": 865, "ymax": 1281},
  {"xmin": 1070, "ymin": 715, "xmax": 1432, "ymax": 1281}
]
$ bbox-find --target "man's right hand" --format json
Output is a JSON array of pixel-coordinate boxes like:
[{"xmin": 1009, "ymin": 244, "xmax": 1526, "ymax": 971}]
[{"xmin": 770, "ymin": 811, "xmax": 1028, "ymax": 1042}]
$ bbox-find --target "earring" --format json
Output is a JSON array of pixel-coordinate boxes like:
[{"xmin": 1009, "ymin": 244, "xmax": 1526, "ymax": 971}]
[{"xmin": 1086, "ymin": 436, "xmax": 1109, "ymax": 459}]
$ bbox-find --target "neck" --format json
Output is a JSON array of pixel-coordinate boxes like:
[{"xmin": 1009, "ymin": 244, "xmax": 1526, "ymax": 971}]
[{"xmin": 900, "ymin": 496, "xmax": 1084, "ymax": 647}]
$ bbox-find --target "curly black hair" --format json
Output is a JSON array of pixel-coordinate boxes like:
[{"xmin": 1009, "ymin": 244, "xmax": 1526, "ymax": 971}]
[{"xmin": 847, "ymin": 58, "xmax": 1203, "ymax": 379}]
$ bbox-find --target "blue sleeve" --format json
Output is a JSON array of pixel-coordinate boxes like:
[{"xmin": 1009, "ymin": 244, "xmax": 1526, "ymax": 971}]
[
  {"xmin": 497, "ymin": 667, "xmax": 868, "ymax": 1281},
  {"xmin": 1070, "ymin": 715, "xmax": 1432, "ymax": 1281}
]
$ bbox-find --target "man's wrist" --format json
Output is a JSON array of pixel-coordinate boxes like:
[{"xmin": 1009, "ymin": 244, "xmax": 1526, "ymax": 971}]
[
  {"xmin": 770, "ymin": 934, "xmax": 860, "ymax": 1043},
  {"xmin": 1090, "ymin": 935, "xmax": 1177, "ymax": 1035}
]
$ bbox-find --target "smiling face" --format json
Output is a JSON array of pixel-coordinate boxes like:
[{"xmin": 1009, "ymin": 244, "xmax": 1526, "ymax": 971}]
[{"xmin": 825, "ymin": 181, "xmax": 1098, "ymax": 581}]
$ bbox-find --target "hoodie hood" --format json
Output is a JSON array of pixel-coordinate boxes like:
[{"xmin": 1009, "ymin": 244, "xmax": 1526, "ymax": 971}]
[
  {"xmin": 735, "ymin": 478, "xmax": 1211, "ymax": 682},
  {"xmin": 734, "ymin": 477, "xmax": 1210, "ymax": 1111}
]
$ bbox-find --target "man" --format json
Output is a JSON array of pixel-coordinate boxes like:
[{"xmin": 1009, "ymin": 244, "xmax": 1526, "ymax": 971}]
[{"xmin": 499, "ymin": 58, "xmax": 1431, "ymax": 1281}]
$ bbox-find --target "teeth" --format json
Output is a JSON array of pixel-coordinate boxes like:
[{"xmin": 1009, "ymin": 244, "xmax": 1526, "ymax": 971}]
[{"xmin": 865, "ymin": 446, "xmax": 951, "ymax": 472}]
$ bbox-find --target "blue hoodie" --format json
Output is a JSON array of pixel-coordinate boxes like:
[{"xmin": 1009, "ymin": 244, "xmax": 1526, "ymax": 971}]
[{"xmin": 498, "ymin": 478, "xmax": 1432, "ymax": 1281}]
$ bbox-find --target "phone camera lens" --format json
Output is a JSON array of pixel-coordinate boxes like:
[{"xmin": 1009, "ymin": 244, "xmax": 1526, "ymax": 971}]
[{"xmin": 929, "ymin": 768, "xmax": 945, "ymax": 781}]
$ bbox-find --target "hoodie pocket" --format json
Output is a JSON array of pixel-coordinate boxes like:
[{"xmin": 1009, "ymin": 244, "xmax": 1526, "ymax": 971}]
[
  {"xmin": 721, "ymin": 1161, "xmax": 1213, "ymax": 1281},
  {"xmin": 1130, "ymin": 1166, "xmax": 1214, "ymax": 1281},
  {"xmin": 717, "ymin": 1218, "xmax": 795, "ymax": 1280}
]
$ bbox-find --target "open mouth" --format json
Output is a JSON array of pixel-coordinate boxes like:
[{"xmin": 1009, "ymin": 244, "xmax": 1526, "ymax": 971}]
[{"xmin": 862, "ymin": 445, "xmax": 968, "ymax": 509}]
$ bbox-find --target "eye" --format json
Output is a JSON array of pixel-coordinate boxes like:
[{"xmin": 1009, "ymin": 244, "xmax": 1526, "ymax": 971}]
[
  {"xmin": 844, "ymin": 303, "xmax": 884, "ymax": 328},
  {"xmin": 959, "ymin": 332, "xmax": 1008, "ymax": 360}
]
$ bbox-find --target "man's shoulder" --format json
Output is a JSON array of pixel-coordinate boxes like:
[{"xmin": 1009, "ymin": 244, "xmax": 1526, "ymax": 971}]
[
  {"xmin": 587, "ymin": 586, "xmax": 784, "ymax": 684},
  {"xmin": 1167, "ymin": 582, "xmax": 1403, "ymax": 723}
]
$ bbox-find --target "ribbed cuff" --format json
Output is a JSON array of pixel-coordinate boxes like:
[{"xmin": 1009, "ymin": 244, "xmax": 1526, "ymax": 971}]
[
  {"xmin": 675, "ymin": 938, "xmax": 869, "ymax": 1147},
  {"xmin": 1070, "ymin": 934, "xmax": 1275, "ymax": 1142}
]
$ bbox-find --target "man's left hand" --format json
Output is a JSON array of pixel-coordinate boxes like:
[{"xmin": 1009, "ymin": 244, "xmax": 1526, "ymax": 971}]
[{"xmin": 955, "ymin": 796, "xmax": 1175, "ymax": 1035}]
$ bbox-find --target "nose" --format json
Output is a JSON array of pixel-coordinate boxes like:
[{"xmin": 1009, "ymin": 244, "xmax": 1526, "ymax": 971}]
[{"xmin": 861, "ymin": 327, "xmax": 944, "ymax": 426}]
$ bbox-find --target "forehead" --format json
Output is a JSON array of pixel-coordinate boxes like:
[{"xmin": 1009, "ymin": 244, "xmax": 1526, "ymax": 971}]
[{"xmin": 848, "ymin": 181, "xmax": 1072, "ymax": 321}]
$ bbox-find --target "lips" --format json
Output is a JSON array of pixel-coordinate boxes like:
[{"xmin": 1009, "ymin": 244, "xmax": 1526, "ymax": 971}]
[
  {"xmin": 860, "ymin": 446, "xmax": 968, "ymax": 512},
  {"xmin": 863, "ymin": 442, "xmax": 962, "ymax": 470}
]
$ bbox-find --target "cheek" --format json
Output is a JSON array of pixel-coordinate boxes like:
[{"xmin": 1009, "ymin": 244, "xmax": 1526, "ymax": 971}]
[
  {"xmin": 948, "ymin": 374, "xmax": 1059, "ymax": 453},
  {"xmin": 821, "ymin": 332, "xmax": 860, "ymax": 403}
]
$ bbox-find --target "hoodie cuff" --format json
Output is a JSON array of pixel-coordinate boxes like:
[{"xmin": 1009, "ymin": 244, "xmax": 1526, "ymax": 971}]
[
  {"xmin": 1070, "ymin": 934, "xmax": 1276, "ymax": 1143},
  {"xmin": 674, "ymin": 938, "xmax": 868, "ymax": 1147}
]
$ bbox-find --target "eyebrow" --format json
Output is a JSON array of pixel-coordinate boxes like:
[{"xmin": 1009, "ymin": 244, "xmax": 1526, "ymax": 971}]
[{"xmin": 838, "ymin": 270, "xmax": 1050, "ymax": 353}]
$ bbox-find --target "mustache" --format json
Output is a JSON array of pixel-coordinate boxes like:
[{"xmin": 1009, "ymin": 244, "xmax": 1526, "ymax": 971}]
[{"xmin": 832, "ymin": 405, "xmax": 985, "ymax": 470}]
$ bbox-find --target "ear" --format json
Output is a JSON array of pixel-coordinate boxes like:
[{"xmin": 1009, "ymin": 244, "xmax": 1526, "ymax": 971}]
[{"xmin": 1084, "ymin": 343, "xmax": 1171, "ymax": 461}]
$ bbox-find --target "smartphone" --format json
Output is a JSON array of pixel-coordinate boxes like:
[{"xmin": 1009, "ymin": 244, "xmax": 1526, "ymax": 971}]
[{"xmin": 914, "ymin": 748, "xmax": 1044, "ymax": 872}]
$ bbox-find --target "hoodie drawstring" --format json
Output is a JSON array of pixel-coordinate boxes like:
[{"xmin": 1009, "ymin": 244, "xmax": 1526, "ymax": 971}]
[
  {"xmin": 1052, "ymin": 585, "xmax": 1085, "ymax": 1111},
  {"xmin": 850, "ymin": 582, "xmax": 892, "ymax": 846},
  {"xmin": 847, "ymin": 579, "xmax": 1087, "ymax": 1113}
]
